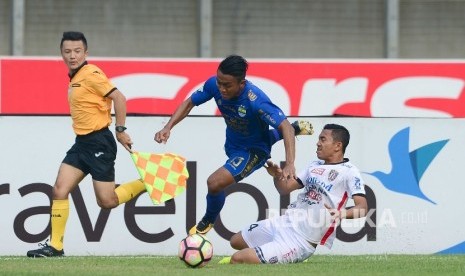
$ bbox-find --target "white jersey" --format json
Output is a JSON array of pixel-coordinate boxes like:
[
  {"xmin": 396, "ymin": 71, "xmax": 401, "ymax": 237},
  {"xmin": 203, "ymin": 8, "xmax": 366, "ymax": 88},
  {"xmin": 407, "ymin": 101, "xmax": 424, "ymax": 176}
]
[{"xmin": 284, "ymin": 158, "xmax": 365, "ymax": 249}]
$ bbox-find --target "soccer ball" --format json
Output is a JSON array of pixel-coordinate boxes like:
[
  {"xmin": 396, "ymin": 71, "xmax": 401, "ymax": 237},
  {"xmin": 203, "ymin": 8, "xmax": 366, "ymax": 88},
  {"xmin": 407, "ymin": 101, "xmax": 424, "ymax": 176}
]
[{"xmin": 178, "ymin": 233, "xmax": 213, "ymax": 268}]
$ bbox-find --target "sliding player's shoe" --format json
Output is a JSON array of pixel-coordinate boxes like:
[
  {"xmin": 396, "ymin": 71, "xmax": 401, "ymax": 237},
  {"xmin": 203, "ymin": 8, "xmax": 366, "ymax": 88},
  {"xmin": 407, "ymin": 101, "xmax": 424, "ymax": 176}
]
[
  {"xmin": 218, "ymin": 256, "xmax": 232, "ymax": 264},
  {"xmin": 27, "ymin": 240, "xmax": 64, "ymax": 258},
  {"xmin": 292, "ymin": 120, "xmax": 314, "ymax": 135}
]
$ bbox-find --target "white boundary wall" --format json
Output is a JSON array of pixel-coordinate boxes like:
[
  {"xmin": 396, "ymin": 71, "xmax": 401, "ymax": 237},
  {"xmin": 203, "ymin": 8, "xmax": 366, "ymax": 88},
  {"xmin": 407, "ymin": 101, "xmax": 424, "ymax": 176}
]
[{"xmin": 1, "ymin": 116, "xmax": 464, "ymax": 256}]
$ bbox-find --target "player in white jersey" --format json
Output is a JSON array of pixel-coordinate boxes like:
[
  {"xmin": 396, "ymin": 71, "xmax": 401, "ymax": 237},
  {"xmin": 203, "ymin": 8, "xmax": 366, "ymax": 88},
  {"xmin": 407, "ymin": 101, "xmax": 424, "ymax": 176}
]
[{"xmin": 222, "ymin": 124, "xmax": 368, "ymax": 264}]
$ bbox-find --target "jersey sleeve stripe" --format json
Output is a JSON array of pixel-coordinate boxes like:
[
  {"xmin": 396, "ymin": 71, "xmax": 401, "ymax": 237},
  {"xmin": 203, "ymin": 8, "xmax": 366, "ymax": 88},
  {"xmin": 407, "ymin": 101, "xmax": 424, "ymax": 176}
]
[
  {"xmin": 104, "ymin": 87, "xmax": 117, "ymax": 97},
  {"xmin": 320, "ymin": 191, "xmax": 349, "ymax": 245}
]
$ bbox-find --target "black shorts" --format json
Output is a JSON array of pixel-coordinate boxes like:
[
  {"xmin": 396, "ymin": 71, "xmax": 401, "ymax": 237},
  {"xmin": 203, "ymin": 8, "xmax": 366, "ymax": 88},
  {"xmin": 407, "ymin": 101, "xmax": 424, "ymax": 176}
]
[{"xmin": 62, "ymin": 127, "xmax": 117, "ymax": 182}]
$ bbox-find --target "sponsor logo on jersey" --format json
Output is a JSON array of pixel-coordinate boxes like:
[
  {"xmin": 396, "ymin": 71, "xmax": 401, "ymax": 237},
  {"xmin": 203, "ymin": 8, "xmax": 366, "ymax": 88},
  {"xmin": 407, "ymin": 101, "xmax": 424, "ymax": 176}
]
[
  {"xmin": 354, "ymin": 177, "xmax": 362, "ymax": 190},
  {"xmin": 321, "ymin": 182, "xmax": 333, "ymax": 192},
  {"xmin": 311, "ymin": 167, "xmax": 325, "ymax": 175},
  {"xmin": 307, "ymin": 190, "xmax": 322, "ymax": 201},
  {"xmin": 258, "ymin": 109, "xmax": 277, "ymax": 124},
  {"xmin": 328, "ymin": 169, "xmax": 339, "ymax": 181},
  {"xmin": 238, "ymin": 105, "xmax": 247, "ymax": 117},
  {"xmin": 247, "ymin": 90, "xmax": 257, "ymax": 101},
  {"xmin": 307, "ymin": 179, "xmax": 333, "ymax": 193},
  {"xmin": 268, "ymin": 115, "xmax": 276, "ymax": 124}
]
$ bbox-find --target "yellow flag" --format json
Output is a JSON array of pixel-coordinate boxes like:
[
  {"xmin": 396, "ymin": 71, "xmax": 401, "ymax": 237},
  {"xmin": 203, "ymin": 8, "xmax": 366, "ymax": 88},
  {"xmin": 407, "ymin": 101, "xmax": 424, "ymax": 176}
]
[{"xmin": 131, "ymin": 152, "xmax": 189, "ymax": 205}]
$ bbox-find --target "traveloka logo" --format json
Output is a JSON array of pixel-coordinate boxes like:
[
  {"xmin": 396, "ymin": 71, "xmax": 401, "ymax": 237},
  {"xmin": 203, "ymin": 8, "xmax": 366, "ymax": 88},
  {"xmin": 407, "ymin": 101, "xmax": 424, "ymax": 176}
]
[
  {"xmin": 367, "ymin": 127, "xmax": 465, "ymax": 254},
  {"xmin": 367, "ymin": 127, "xmax": 448, "ymax": 205}
]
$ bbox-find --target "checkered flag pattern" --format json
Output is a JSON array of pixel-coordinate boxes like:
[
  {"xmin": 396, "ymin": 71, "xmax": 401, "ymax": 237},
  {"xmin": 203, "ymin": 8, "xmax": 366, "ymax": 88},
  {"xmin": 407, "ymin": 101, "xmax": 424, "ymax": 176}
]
[{"xmin": 131, "ymin": 152, "xmax": 189, "ymax": 205}]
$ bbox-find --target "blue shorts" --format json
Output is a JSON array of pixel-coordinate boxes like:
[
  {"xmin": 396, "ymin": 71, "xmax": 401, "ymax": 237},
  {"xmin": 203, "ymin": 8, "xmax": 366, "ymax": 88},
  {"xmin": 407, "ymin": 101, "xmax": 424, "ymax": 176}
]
[
  {"xmin": 223, "ymin": 148, "xmax": 269, "ymax": 182},
  {"xmin": 62, "ymin": 127, "xmax": 117, "ymax": 182}
]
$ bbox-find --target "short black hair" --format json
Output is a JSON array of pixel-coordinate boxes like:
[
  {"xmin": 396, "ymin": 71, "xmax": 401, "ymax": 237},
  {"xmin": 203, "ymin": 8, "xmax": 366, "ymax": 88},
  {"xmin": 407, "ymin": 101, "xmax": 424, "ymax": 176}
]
[
  {"xmin": 218, "ymin": 55, "xmax": 248, "ymax": 81},
  {"xmin": 60, "ymin": 31, "xmax": 88, "ymax": 50},
  {"xmin": 323, "ymin": 124, "xmax": 350, "ymax": 153}
]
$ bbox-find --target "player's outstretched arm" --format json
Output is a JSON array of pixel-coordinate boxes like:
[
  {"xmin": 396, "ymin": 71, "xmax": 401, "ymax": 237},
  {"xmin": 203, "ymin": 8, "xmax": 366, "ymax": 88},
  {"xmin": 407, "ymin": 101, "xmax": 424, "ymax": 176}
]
[
  {"xmin": 265, "ymin": 160, "xmax": 300, "ymax": 195},
  {"xmin": 277, "ymin": 120, "xmax": 296, "ymax": 180},
  {"xmin": 154, "ymin": 97, "xmax": 195, "ymax": 144},
  {"xmin": 325, "ymin": 195, "xmax": 367, "ymax": 221},
  {"xmin": 344, "ymin": 195, "xmax": 368, "ymax": 219}
]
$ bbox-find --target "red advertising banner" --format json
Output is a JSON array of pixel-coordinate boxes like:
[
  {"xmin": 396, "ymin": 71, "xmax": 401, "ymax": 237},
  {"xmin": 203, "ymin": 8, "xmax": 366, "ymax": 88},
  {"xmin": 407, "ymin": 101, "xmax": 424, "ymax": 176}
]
[{"xmin": 1, "ymin": 57, "xmax": 465, "ymax": 117}]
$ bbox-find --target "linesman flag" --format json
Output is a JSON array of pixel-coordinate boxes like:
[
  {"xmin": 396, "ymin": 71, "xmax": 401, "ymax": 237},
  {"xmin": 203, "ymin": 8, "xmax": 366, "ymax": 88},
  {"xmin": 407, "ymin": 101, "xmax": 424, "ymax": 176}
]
[{"xmin": 131, "ymin": 152, "xmax": 189, "ymax": 205}]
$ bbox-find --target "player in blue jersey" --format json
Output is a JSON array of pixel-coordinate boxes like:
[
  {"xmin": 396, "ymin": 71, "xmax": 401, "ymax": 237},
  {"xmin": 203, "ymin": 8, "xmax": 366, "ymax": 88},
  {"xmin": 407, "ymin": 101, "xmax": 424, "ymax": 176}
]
[{"xmin": 154, "ymin": 55, "xmax": 313, "ymax": 235}]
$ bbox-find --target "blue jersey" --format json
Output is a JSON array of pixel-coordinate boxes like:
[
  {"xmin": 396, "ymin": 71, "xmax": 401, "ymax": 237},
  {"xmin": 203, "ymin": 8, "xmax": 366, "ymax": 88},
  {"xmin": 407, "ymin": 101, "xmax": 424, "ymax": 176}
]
[{"xmin": 191, "ymin": 76, "xmax": 287, "ymax": 155}]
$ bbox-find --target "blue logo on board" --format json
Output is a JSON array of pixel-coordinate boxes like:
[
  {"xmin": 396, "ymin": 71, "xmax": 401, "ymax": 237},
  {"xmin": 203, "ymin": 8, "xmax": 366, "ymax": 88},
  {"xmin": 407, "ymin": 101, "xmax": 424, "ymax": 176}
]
[{"xmin": 367, "ymin": 127, "xmax": 448, "ymax": 205}]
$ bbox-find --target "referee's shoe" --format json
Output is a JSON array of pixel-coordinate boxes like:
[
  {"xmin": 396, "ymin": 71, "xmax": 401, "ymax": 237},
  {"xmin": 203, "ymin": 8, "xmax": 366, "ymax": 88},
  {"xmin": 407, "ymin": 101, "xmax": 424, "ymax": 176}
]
[{"xmin": 27, "ymin": 240, "xmax": 64, "ymax": 258}]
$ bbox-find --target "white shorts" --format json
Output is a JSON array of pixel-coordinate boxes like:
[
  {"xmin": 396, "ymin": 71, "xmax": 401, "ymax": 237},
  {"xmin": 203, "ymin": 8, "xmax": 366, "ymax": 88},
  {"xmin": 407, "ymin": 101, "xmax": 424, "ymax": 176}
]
[{"xmin": 240, "ymin": 215, "xmax": 316, "ymax": 264}]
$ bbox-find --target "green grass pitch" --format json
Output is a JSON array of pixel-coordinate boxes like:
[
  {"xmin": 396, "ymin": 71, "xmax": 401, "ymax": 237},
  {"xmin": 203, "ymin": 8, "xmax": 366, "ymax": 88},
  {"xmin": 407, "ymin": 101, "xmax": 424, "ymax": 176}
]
[{"xmin": 1, "ymin": 255, "xmax": 464, "ymax": 275}]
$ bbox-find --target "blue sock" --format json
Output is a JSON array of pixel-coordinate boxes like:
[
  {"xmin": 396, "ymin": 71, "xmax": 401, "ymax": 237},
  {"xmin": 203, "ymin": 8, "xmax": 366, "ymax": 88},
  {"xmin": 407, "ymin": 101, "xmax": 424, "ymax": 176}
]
[
  {"xmin": 202, "ymin": 191, "xmax": 226, "ymax": 223},
  {"xmin": 268, "ymin": 129, "xmax": 282, "ymax": 145}
]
